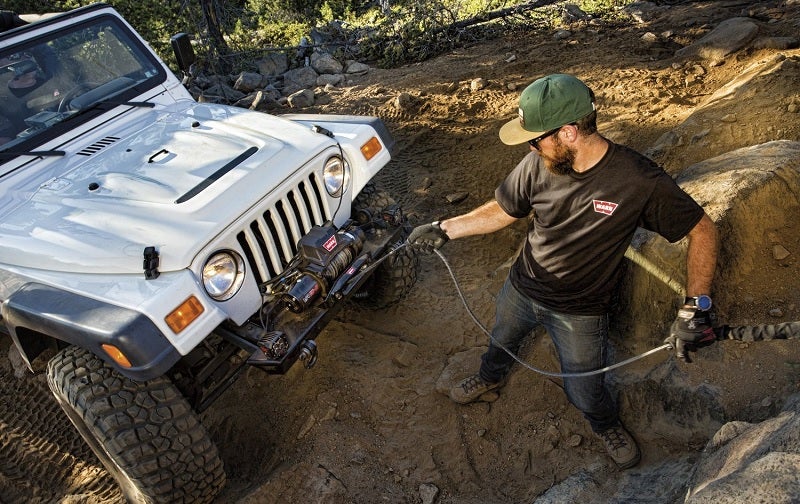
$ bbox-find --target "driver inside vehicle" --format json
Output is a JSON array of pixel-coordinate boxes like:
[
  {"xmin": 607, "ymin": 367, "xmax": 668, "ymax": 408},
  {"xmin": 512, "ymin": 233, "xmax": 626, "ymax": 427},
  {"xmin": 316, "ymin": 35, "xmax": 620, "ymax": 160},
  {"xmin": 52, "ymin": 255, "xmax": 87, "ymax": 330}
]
[{"xmin": 0, "ymin": 47, "xmax": 69, "ymax": 144}]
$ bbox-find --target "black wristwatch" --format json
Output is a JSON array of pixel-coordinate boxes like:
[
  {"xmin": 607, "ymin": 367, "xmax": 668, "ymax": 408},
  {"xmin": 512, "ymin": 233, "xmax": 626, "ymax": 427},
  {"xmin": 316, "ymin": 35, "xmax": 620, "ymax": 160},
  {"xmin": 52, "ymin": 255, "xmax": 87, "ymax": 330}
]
[{"xmin": 684, "ymin": 295, "xmax": 712, "ymax": 311}]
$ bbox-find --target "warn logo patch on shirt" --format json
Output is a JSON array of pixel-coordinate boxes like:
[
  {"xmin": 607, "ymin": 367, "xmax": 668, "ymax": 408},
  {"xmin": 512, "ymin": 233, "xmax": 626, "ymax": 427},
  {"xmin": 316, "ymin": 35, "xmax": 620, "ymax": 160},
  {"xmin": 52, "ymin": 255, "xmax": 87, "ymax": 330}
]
[{"xmin": 593, "ymin": 199, "xmax": 619, "ymax": 216}]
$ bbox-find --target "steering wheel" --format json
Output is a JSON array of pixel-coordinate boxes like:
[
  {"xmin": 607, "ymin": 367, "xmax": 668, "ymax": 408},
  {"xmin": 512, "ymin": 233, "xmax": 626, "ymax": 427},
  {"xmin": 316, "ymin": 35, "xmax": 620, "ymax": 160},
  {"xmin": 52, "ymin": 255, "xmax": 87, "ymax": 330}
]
[{"xmin": 57, "ymin": 81, "xmax": 99, "ymax": 112}]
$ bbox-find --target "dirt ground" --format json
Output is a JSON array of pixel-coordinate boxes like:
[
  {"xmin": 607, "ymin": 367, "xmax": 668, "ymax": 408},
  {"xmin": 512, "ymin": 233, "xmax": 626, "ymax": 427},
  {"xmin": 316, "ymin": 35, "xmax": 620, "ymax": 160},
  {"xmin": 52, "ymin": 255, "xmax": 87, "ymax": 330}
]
[{"xmin": 2, "ymin": 1, "xmax": 800, "ymax": 503}]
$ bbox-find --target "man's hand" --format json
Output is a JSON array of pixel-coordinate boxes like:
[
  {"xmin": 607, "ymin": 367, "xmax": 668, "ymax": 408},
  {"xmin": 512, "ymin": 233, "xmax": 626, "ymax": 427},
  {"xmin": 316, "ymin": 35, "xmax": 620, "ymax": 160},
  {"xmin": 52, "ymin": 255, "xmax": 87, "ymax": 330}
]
[
  {"xmin": 664, "ymin": 306, "xmax": 716, "ymax": 362},
  {"xmin": 407, "ymin": 221, "xmax": 449, "ymax": 254}
]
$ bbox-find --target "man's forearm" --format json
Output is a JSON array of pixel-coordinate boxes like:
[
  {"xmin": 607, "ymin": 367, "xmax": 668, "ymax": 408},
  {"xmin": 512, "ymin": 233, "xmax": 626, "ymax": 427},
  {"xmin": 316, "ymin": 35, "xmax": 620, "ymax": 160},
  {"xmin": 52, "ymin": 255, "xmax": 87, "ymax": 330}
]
[
  {"xmin": 440, "ymin": 200, "xmax": 518, "ymax": 239},
  {"xmin": 685, "ymin": 214, "xmax": 719, "ymax": 297}
]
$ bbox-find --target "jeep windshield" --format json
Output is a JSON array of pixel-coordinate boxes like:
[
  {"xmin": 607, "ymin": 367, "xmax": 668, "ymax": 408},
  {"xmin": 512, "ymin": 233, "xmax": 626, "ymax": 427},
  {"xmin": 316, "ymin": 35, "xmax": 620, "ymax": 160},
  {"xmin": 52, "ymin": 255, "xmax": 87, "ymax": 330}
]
[{"xmin": 0, "ymin": 14, "xmax": 166, "ymax": 155}]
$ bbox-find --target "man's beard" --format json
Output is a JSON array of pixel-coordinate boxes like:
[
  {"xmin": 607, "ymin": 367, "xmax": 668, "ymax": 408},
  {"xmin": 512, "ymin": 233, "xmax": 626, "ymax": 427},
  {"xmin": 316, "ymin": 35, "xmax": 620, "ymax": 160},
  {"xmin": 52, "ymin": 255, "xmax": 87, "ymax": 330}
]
[{"xmin": 542, "ymin": 136, "xmax": 576, "ymax": 176}]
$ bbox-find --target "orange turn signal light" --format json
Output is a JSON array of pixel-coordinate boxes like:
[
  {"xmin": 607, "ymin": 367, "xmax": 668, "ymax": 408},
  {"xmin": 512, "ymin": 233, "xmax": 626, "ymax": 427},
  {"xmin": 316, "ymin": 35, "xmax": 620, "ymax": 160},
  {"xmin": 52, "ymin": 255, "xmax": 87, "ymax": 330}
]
[
  {"xmin": 101, "ymin": 344, "xmax": 132, "ymax": 369},
  {"xmin": 360, "ymin": 136, "xmax": 382, "ymax": 160},
  {"xmin": 165, "ymin": 295, "xmax": 204, "ymax": 334}
]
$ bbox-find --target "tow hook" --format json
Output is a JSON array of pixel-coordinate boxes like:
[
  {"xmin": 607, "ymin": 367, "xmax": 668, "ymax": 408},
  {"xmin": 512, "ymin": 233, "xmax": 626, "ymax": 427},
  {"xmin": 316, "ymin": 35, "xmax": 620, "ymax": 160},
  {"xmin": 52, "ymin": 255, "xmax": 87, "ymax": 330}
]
[{"xmin": 299, "ymin": 340, "xmax": 318, "ymax": 369}]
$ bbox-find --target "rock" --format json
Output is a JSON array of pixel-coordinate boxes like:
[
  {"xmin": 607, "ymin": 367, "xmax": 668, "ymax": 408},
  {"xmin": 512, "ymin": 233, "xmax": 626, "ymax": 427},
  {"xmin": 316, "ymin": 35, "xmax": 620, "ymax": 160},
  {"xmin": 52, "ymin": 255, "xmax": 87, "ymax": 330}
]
[
  {"xmin": 554, "ymin": 29, "xmax": 572, "ymax": 40},
  {"xmin": 684, "ymin": 394, "xmax": 800, "ymax": 503},
  {"xmin": 310, "ymin": 51, "xmax": 343, "ymax": 74},
  {"xmin": 752, "ymin": 37, "xmax": 799, "ymax": 50},
  {"xmin": 7, "ymin": 345, "xmax": 28, "ymax": 379},
  {"xmin": 391, "ymin": 342, "xmax": 416, "ymax": 368},
  {"xmin": 469, "ymin": 78, "xmax": 487, "ymax": 92},
  {"xmin": 233, "ymin": 71, "xmax": 264, "ymax": 93},
  {"xmin": 419, "ymin": 483, "xmax": 439, "ymax": 504},
  {"xmin": 675, "ymin": 17, "xmax": 760, "ymax": 62},
  {"xmin": 248, "ymin": 87, "xmax": 282, "ymax": 111},
  {"xmin": 201, "ymin": 82, "xmax": 245, "ymax": 103},
  {"xmin": 623, "ymin": 1, "xmax": 667, "ymax": 24},
  {"xmin": 392, "ymin": 92, "xmax": 415, "ymax": 110},
  {"xmin": 534, "ymin": 469, "xmax": 600, "ymax": 503},
  {"xmin": 297, "ymin": 414, "xmax": 316, "ymax": 439},
  {"xmin": 256, "ymin": 52, "xmax": 289, "ymax": 77},
  {"xmin": 345, "ymin": 60, "xmax": 370, "ymax": 75},
  {"xmin": 446, "ymin": 192, "xmax": 469, "ymax": 204},
  {"xmin": 625, "ymin": 141, "xmax": 800, "ymax": 349},
  {"xmin": 316, "ymin": 73, "xmax": 344, "ymax": 87},
  {"xmin": 769, "ymin": 308, "xmax": 784, "ymax": 318},
  {"xmin": 287, "ymin": 88, "xmax": 315, "ymax": 108},
  {"xmin": 641, "ymin": 32, "xmax": 658, "ymax": 43},
  {"xmin": 282, "ymin": 66, "xmax": 319, "ymax": 95},
  {"xmin": 773, "ymin": 244, "xmax": 790, "ymax": 260},
  {"xmin": 562, "ymin": 4, "xmax": 590, "ymax": 23}
]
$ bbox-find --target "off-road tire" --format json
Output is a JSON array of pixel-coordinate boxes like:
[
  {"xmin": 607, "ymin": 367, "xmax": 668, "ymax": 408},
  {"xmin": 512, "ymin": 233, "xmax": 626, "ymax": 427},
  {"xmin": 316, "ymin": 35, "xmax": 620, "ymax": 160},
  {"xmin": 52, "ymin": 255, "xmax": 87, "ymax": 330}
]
[
  {"xmin": 352, "ymin": 180, "xmax": 396, "ymax": 221},
  {"xmin": 352, "ymin": 182, "xmax": 419, "ymax": 308},
  {"xmin": 46, "ymin": 345, "xmax": 226, "ymax": 504}
]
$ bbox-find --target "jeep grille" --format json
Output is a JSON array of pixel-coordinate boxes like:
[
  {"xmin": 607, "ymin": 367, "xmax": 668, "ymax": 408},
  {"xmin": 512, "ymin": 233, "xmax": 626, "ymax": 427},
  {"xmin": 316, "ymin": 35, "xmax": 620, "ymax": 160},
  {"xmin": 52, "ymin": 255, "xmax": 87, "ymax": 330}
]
[{"xmin": 236, "ymin": 173, "xmax": 330, "ymax": 284}]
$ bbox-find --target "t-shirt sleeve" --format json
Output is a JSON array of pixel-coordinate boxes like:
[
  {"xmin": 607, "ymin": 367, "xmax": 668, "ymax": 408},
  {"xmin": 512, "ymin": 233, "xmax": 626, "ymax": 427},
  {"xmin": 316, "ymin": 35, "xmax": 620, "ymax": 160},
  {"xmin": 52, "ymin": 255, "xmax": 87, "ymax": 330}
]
[
  {"xmin": 495, "ymin": 155, "xmax": 535, "ymax": 218},
  {"xmin": 640, "ymin": 171, "xmax": 705, "ymax": 242}
]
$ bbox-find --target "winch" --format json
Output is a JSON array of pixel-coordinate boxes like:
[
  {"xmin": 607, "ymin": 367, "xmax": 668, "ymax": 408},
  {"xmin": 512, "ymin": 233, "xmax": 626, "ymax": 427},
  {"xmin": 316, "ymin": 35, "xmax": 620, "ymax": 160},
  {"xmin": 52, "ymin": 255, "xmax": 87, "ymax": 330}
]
[{"xmin": 282, "ymin": 223, "xmax": 366, "ymax": 312}]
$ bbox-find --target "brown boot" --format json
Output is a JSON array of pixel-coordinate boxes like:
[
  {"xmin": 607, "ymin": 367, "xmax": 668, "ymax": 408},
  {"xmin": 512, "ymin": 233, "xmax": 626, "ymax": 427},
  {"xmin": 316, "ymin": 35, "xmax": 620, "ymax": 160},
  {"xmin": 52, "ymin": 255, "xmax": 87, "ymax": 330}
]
[
  {"xmin": 449, "ymin": 373, "xmax": 504, "ymax": 404},
  {"xmin": 596, "ymin": 423, "xmax": 641, "ymax": 469}
]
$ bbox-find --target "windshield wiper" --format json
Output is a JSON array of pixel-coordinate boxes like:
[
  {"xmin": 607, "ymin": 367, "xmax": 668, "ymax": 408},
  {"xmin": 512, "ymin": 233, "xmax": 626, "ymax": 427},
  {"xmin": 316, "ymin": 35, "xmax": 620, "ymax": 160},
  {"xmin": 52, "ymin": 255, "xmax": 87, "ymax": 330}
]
[
  {"xmin": 99, "ymin": 100, "xmax": 156, "ymax": 108},
  {"xmin": 59, "ymin": 98, "xmax": 155, "ymax": 127},
  {"xmin": 0, "ymin": 149, "xmax": 66, "ymax": 158}
]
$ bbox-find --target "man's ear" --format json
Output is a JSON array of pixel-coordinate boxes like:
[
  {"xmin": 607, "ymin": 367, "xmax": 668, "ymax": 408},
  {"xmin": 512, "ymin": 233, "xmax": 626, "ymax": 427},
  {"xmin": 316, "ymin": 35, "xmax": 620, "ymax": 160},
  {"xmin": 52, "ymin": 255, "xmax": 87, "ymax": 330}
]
[{"xmin": 563, "ymin": 124, "xmax": 579, "ymax": 142}]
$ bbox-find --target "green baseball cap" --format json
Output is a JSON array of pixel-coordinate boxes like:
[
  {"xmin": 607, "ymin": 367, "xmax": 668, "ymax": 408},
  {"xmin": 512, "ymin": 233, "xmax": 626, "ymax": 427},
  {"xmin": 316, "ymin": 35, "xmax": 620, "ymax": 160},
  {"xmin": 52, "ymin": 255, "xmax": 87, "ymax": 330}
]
[{"xmin": 499, "ymin": 74, "xmax": 595, "ymax": 145}]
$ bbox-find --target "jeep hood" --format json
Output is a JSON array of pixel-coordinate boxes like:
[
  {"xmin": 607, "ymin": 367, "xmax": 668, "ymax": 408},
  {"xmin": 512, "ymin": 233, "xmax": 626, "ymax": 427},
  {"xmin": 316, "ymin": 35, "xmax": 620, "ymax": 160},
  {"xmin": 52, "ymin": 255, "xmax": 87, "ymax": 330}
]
[{"xmin": 0, "ymin": 103, "xmax": 332, "ymax": 274}]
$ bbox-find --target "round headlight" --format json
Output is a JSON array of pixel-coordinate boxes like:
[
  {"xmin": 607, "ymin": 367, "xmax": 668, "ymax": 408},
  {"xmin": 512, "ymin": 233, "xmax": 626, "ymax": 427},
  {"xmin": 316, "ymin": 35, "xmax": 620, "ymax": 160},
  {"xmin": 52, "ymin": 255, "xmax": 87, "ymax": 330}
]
[
  {"xmin": 202, "ymin": 251, "xmax": 245, "ymax": 301},
  {"xmin": 323, "ymin": 156, "xmax": 350, "ymax": 197}
]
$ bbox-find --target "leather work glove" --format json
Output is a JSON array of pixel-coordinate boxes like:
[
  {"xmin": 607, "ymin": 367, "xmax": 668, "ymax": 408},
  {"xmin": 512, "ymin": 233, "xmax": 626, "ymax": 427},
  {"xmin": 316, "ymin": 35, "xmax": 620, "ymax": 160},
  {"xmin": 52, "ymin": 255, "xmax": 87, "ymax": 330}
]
[
  {"xmin": 663, "ymin": 306, "xmax": 717, "ymax": 363},
  {"xmin": 407, "ymin": 221, "xmax": 449, "ymax": 254}
]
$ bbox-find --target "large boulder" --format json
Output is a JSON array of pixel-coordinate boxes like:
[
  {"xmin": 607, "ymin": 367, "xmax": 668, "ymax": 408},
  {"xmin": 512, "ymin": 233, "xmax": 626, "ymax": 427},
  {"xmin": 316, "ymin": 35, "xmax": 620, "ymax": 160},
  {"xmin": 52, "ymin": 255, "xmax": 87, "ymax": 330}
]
[
  {"xmin": 684, "ymin": 393, "xmax": 800, "ymax": 503},
  {"xmin": 674, "ymin": 17, "xmax": 760, "ymax": 63},
  {"xmin": 617, "ymin": 140, "xmax": 800, "ymax": 348}
]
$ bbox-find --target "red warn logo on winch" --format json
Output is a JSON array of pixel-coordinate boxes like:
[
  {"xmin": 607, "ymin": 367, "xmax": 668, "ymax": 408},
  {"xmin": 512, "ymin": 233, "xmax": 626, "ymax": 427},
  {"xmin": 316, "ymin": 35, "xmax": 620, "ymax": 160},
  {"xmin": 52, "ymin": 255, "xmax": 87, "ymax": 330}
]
[
  {"xmin": 593, "ymin": 200, "xmax": 618, "ymax": 216},
  {"xmin": 323, "ymin": 235, "xmax": 338, "ymax": 251}
]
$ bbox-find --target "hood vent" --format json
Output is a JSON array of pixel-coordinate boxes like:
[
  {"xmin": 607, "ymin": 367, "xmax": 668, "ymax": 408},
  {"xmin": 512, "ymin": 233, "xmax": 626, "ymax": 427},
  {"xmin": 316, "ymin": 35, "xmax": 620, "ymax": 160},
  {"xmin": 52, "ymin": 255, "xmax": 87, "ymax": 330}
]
[{"xmin": 77, "ymin": 136, "xmax": 121, "ymax": 157}]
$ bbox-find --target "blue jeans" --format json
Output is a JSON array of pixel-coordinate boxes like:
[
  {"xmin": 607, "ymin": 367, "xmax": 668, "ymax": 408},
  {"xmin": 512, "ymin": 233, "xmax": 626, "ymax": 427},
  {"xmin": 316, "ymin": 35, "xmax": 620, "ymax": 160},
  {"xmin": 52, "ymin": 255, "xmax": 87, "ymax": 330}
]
[{"xmin": 479, "ymin": 278, "xmax": 619, "ymax": 433}]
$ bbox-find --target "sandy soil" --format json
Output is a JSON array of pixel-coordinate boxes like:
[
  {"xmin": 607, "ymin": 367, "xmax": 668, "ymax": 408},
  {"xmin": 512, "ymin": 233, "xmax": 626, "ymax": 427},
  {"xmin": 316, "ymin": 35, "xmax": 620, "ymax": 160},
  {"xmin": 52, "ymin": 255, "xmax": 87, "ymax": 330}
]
[{"xmin": 2, "ymin": 1, "xmax": 800, "ymax": 503}]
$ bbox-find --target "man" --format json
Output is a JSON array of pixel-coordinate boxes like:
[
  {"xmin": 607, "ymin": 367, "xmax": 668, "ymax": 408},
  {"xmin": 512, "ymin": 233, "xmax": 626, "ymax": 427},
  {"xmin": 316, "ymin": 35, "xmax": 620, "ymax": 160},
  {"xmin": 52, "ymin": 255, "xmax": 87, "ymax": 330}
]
[
  {"xmin": 408, "ymin": 73, "xmax": 719, "ymax": 469},
  {"xmin": 0, "ymin": 52, "xmax": 45, "ymax": 142}
]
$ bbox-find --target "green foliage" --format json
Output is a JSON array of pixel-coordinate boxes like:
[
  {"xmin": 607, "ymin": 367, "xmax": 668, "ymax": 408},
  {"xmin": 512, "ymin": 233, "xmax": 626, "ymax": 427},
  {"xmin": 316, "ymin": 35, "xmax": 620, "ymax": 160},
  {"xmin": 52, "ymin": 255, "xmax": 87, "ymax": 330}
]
[
  {"xmin": 4, "ymin": 0, "xmax": 640, "ymax": 71},
  {"xmin": 578, "ymin": 0, "xmax": 632, "ymax": 18},
  {"xmin": 3, "ymin": 0, "xmax": 194, "ymax": 68}
]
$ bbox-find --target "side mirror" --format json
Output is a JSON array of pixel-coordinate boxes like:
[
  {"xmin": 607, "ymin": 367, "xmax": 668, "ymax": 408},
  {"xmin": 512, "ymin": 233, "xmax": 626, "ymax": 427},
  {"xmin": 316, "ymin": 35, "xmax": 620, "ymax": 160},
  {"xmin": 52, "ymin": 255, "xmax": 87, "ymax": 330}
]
[
  {"xmin": 170, "ymin": 33, "xmax": 195, "ymax": 73},
  {"xmin": 0, "ymin": 10, "xmax": 27, "ymax": 33}
]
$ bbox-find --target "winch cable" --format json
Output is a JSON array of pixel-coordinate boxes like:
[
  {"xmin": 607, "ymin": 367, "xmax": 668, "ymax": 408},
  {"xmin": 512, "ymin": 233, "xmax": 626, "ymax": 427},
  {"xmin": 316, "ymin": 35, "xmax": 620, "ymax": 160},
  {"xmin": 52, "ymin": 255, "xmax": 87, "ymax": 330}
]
[
  {"xmin": 431, "ymin": 247, "xmax": 671, "ymax": 378},
  {"xmin": 359, "ymin": 242, "xmax": 671, "ymax": 378},
  {"xmin": 357, "ymin": 241, "xmax": 799, "ymax": 377}
]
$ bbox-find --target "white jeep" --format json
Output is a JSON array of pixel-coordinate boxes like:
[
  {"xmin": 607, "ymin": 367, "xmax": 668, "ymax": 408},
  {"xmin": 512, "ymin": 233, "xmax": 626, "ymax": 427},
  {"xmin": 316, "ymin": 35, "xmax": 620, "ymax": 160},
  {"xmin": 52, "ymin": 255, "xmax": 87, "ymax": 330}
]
[{"xmin": 0, "ymin": 4, "xmax": 418, "ymax": 502}]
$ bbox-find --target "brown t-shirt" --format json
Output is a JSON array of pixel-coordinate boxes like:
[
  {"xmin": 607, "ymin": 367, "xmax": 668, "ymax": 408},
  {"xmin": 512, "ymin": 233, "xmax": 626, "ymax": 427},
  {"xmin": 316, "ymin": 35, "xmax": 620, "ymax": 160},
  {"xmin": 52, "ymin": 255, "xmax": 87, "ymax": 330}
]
[{"xmin": 495, "ymin": 141, "xmax": 704, "ymax": 315}]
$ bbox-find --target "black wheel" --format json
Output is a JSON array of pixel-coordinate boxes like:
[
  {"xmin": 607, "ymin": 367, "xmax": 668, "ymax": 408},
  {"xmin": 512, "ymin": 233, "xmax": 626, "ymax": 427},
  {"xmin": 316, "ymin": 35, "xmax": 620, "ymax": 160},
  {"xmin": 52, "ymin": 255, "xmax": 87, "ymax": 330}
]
[
  {"xmin": 356, "ymin": 243, "xmax": 419, "ymax": 308},
  {"xmin": 352, "ymin": 181, "xmax": 396, "ymax": 224},
  {"xmin": 46, "ymin": 345, "xmax": 226, "ymax": 503},
  {"xmin": 352, "ymin": 182, "xmax": 419, "ymax": 308}
]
